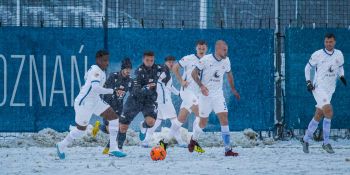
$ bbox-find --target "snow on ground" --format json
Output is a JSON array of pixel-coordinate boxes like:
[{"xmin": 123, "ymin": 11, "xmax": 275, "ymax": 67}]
[{"xmin": 1, "ymin": 128, "xmax": 350, "ymax": 175}]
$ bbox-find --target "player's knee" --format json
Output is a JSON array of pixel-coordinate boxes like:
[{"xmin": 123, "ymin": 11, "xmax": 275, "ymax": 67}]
[
  {"xmin": 322, "ymin": 105, "xmax": 333, "ymax": 117},
  {"xmin": 313, "ymin": 108, "xmax": 323, "ymax": 121},
  {"xmin": 191, "ymin": 105, "xmax": 199, "ymax": 115},
  {"xmin": 177, "ymin": 115, "xmax": 186, "ymax": 123},
  {"xmin": 145, "ymin": 118, "xmax": 155, "ymax": 127},
  {"xmin": 199, "ymin": 119, "xmax": 207, "ymax": 128},
  {"xmin": 221, "ymin": 120, "xmax": 228, "ymax": 126},
  {"xmin": 217, "ymin": 113, "xmax": 229, "ymax": 125},
  {"xmin": 119, "ymin": 124, "xmax": 128, "ymax": 133}
]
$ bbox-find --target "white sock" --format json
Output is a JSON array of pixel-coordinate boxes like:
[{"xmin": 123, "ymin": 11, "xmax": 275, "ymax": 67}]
[
  {"xmin": 221, "ymin": 125, "xmax": 231, "ymax": 151},
  {"xmin": 59, "ymin": 127, "xmax": 85, "ymax": 148},
  {"xmin": 108, "ymin": 119, "xmax": 119, "ymax": 151},
  {"xmin": 303, "ymin": 118, "xmax": 319, "ymax": 142},
  {"xmin": 169, "ymin": 118, "xmax": 185, "ymax": 144},
  {"xmin": 144, "ymin": 119, "xmax": 162, "ymax": 143},
  {"xmin": 323, "ymin": 118, "xmax": 331, "ymax": 145},
  {"xmin": 192, "ymin": 121, "xmax": 203, "ymax": 141},
  {"xmin": 193, "ymin": 117, "xmax": 200, "ymax": 131}
]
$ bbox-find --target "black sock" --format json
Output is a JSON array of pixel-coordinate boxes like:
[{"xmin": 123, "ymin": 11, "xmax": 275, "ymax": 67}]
[{"xmin": 117, "ymin": 132, "xmax": 126, "ymax": 150}]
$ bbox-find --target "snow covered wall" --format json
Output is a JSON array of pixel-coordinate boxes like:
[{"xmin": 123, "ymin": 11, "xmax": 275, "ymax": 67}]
[
  {"xmin": 285, "ymin": 28, "xmax": 350, "ymax": 129},
  {"xmin": 0, "ymin": 27, "xmax": 275, "ymax": 132}
]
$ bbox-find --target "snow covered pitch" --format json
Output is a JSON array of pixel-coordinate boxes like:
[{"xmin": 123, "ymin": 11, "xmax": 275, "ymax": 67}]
[{"xmin": 1, "ymin": 128, "xmax": 350, "ymax": 175}]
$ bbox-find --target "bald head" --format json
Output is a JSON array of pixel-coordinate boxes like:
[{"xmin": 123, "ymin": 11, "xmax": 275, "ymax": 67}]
[{"xmin": 215, "ymin": 40, "xmax": 228, "ymax": 59}]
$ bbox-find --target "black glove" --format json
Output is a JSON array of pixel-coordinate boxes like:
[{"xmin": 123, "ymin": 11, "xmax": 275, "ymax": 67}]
[
  {"xmin": 306, "ymin": 80, "xmax": 314, "ymax": 92},
  {"xmin": 340, "ymin": 76, "xmax": 347, "ymax": 86}
]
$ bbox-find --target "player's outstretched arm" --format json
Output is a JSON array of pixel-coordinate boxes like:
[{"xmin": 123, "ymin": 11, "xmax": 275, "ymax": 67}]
[
  {"xmin": 102, "ymin": 74, "xmax": 117, "ymax": 102},
  {"xmin": 227, "ymin": 71, "xmax": 240, "ymax": 100},
  {"xmin": 304, "ymin": 63, "xmax": 315, "ymax": 92},
  {"xmin": 173, "ymin": 63, "xmax": 188, "ymax": 87},
  {"xmin": 91, "ymin": 82, "xmax": 114, "ymax": 95}
]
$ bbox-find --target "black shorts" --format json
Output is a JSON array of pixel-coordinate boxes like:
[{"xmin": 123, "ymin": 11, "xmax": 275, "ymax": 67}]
[{"xmin": 119, "ymin": 96, "xmax": 158, "ymax": 125}]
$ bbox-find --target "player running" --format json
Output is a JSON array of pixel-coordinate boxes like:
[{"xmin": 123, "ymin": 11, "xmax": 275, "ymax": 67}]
[
  {"xmin": 301, "ymin": 33, "xmax": 346, "ymax": 154},
  {"xmin": 56, "ymin": 50, "xmax": 125, "ymax": 159},
  {"xmin": 140, "ymin": 56, "xmax": 182, "ymax": 148},
  {"xmin": 117, "ymin": 51, "xmax": 165, "ymax": 156},
  {"xmin": 169, "ymin": 40, "xmax": 208, "ymax": 150},
  {"xmin": 190, "ymin": 40, "xmax": 241, "ymax": 156},
  {"xmin": 90, "ymin": 58, "xmax": 133, "ymax": 155}
]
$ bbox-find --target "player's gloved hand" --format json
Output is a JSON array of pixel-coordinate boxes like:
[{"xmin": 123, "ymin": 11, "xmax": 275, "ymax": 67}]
[
  {"xmin": 306, "ymin": 80, "xmax": 314, "ymax": 92},
  {"xmin": 200, "ymin": 85, "xmax": 209, "ymax": 96},
  {"xmin": 340, "ymin": 76, "xmax": 347, "ymax": 86}
]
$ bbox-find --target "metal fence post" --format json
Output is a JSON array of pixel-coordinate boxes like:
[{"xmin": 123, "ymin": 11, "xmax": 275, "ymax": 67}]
[
  {"xmin": 103, "ymin": 0, "xmax": 108, "ymax": 50},
  {"xmin": 275, "ymin": 0, "xmax": 284, "ymax": 139}
]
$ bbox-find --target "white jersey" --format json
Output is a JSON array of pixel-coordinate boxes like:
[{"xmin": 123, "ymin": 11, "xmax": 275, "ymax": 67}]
[
  {"xmin": 156, "ymin": 76, "xmax": 179, "ymax": 105},
  {"xmin": 75, "ymin": 65, "xmax": 108, "ymax": 105},
  {"xmin": 196, "ymin": 54, "xmax": 231, "ymax": 96},
  {"xmin": 309, "ymin": 49, "xmax": 344, "ymax": 93},
  {"xmin": 179, "ymin": 54, "xmax": 201, "ymax": 93}
]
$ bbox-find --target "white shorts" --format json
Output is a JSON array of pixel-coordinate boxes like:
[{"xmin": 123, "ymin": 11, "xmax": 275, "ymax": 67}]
[
  {"xmin": 179, "ymin": 88, "xmax": 199, "ymax": 112},
  {"xmin": 157, "ymin": 102, "xmax": 177, "ymax": 120},
  {"xmin": 198, "ymin": 94, "xmax": 228, "ymax": 118},
  {"xmin": 312, "ymin": 88, "xmax": 333, "ymax": 109},
  {"xmin": 74, "ymin": 98, "xmax": 110, "ymax": 126}
]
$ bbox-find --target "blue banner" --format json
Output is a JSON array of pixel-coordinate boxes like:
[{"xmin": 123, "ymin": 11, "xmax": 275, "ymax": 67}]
[{"xmin": 0, "ymin": 27, "xmax": 274, "ymax": 132}]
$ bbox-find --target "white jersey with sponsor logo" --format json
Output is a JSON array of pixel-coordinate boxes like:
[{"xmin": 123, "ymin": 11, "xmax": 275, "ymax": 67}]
[
  {"xmin": 75, "ymin": 65, "xmax": 107, "ymax": 105},
  {"xmin": 196, "ymin": 54, "xmax": 231, "ymax": 96},
  {"xmin": 178, "ymin": 54, "xmax": 201, "ymax": 93},
  {"xmin": 309, "ymin": 49, "xmax": 344, "ymax": 93}
]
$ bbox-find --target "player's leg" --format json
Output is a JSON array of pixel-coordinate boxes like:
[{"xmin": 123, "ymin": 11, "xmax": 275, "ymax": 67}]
[
  {"xmin": 302, "ymin": 108, "xmax": 323, "ymax": 143},
  {"xmin": 144, "ymin": 104, "xmax": 165, "ymax": 146},
  {"xmin": 214, "ymin": 96, "xmax": 237, "ymax": 156},
  {"xmin": 139, "ymin": 101, "xmax": 157, "ymax": 141},
  {"xmin": 216, "ymin": 112, "xmax": 238, "ymax": 156},
  {"xmin": 169, "ymin": 107, "xmax": 189, "ymax": 142},
  {"xmin": 116, "ymin": 98, "xmax": 140, "ymax": 155},
  {"xmin": 189, "ymin": 95, "xmax": 210, "ymax": 153},
  {"xmin": 168, "ymin": 90, "xmax": 197, "ymax": 146},
  {"xmin": 301, "ymin": 108, "xmax": 323, "ymax": 154},
  {"xmin": 155, "ymin": 102, "xmax": 185, "ymax": 147},
  {"xmin": 95, "ymin": 99, "xmax": 126, "ymax": 157},
  {"xmin": 301, "ymin": 88, "xmax": 327, "ymax": 153},
  {"xmin": 181, "ymin": 90, "xmax": 200, "ymax": 131},
  {"xmin": 142, "ymin": 118, "xmax": 162, "ymax": 147},
  {"xmin": 56, "ymin": 101, "xmax": 93, "ymax": 159},
  {"xmin": 191, "ymin": 104, "xmax": 200, "ymax": 135},
  {"xmin": 321, "ymin": 104, "xmax": 334, "ymax": 153}
]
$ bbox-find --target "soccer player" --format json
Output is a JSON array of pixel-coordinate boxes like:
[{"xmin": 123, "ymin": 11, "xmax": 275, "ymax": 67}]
[
  {"xmin": 91, "ymin": 58, "xmax": 133, "ymax": 154},
  {"xmin": 190, "ymin": 40, "xmax": 241, "ymax": 156},
  {"xmin": 117, "ymin": 51, "xmax": 165, "ymax": 156},
  {"xmin": 169, "ymin": 40, "xmax": 208, "ymax": 150},
  {"xmin": 56, "ymin": 50, "xmax": 125, "ymax": 159},
  {"xmin": 140, "ymin": 56, "xmax": 183, "ymax": 148},
  {"xmin": 301, "ymin": 33, "xmax": 346, "ymax": 154}
]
